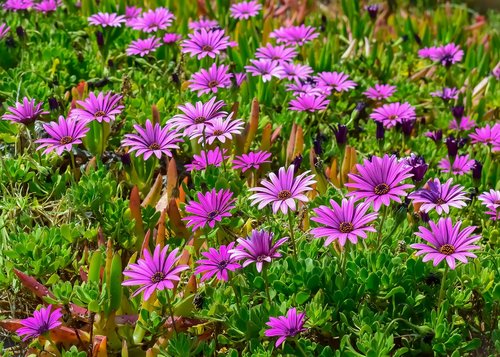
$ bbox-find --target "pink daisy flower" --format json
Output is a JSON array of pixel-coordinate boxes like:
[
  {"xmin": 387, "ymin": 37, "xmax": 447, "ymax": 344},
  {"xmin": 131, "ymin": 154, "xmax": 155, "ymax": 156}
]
[
  {"xmin": 232, "ymin": 72, "xmax": 247, "ymax": 87},
  {"xmin": 3, "ymin": 0, "xmax": 33, "ymax": 11},
  {"xmin": 285, "ymin": 82, "xmax": 325, "ymax": 97},
  {"xmin": 126, "ymin": 37, "xmax": 162, "ymax": 57},
  {"xmin": 289, "ymin": 94, "xmax": 330, "ymax": 112},
  {"xmin": 430, "ymin": 87, "xmax": 459, "ymax": 101},
  {"xmin": 363, "ymin": 84, "xmax": 396, "ymax": 100},
  {"xmin": 255, "ymin": 43, "xmax": 297, "ymax": 63},
  {"xmin": 16, "ymin": 305, "xmax": 63, "ymax": 341},
  {"xmin": 2, "ymin": 97, "xmax": 48, "ymax": 125},
  {"xmin": 493, "ymin": 66, "xmax": 500, "ymax": 80},
  {"xmin": 33, "ymin": 0, "xmax": 60, "ymax": 13},
  {"xmin": 125, "ymin": 6, "xmax": 141, "ymax": 19},
  {"xmin": 129, "ymin": 7, "xmax": 174, "ymax": 33},
  {"xmin": 122, "ymin": 244, "xmax": 189, "ymax": 301},
  {"xmin": 478, "ymin": 189, "xmax": 500, "ymax": 211},
  {"xmin": 315, "ymin": 71, "xmax": 357, "ymax": 93},
  {"xmin": 270, "ymin": 25, "xmax": 319, "ymax": 46},
  {"xmin": 430, "ymin": 43, "xmax": 464, "ymax": 66},
  {"xmin": 230, "ymin": 0, "xmax": 262, "ymax": 20},
  {"xmin": 249, "ymin": 165, "xmax": 316, "ymax": 214},
  {"xmin": 121, "ymin": 119, "xmax": 182, "ymax": 160},
  {"xmin": 311, "ymin": 198, "xmax": 378, "ymax": 247},
  {"xmin": 0, "ymin": 23, "xmax": 10, "ymax": 40},
  {"xmin": 345, "ymin": 154, "xmax": 414, "ymax": 211},
  {"xmin": 411, "ymin": 218, "xmax": 480, "ymax": 270},
  {"xmin": 277, "ymin": 62, "xmax": 313, "ymax": 82},
  {"xmin": 183, "ymin": 189, "xmax": 235, "ymax": 231},
  {"xmin": 418, "ymin": 46, "xmax": 437, "ymax": 59},
  {"xmin": 70, "ymin": 91, "xmax": 124, "ymax": 123},
  {"xmin": 370, "ymin": 102, "xmax": 416, "ymax": 129},
  {"xmin": 232, "ymin": 151, "xmax": 271, "ymax": 172},
  {"xmin": 189, "ymin": 63, "xmax": 232, "ymax": 96},
  {"xmin": 194, "ymin": 242, "xmax": 240, "ymax": 282},
  {"xmin": 438, "ymin": 155, "xmax": 475, "ymax": 175},
  {"xmin": 192, "ymin": 113, "xmax": 245, "ymax": 144},
  {"xmin": 229, "ymin": 230, "xmax": 288, "ymax": 272},
  {"xmin": 181, "ymin": 28, "xmax": 231, "ymax": 59},
  {"xmin": 189, "ymin": 17, "xmax": 219, "ymax": 30},
  {"xmin": 245, "ymin": 59, "xmax": 283, "ymax": 82},
  {"xmin": 88, "ymin": 12, "xmax": 126, "ymax": 27},
  {"xmin": 163, "ymin": 32, "xmax": 182, "ymax": 44},
  {"xmin": 35, "ymin": 116, "xmax": 89, "ymax": 156},
  {"xmin": 449, "ymin": 116, "xmax": 476, "ymax": 131},
  {"xmin": 185, "ymin": 147, "xmax": 228, "ymax": 172},
  {"xmin": 469, "ymin": 123, "xmax": 500, "ymax": 145},
  {"xmin": 168, "ymin": 97, "xmax": 227, "ymax": 136},
  {"xmin": 408, "ymin": 178, "xmax": 469, "ymax": 215},
  {"xmin": 265, "ymin": 308, "xmax": 306, "ymax": 348}
]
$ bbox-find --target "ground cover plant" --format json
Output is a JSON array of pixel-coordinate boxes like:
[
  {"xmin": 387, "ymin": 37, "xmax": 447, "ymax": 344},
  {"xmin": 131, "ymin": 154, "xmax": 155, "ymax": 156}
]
[{"xmin": 0, "ymin": 0, "xmax": 499, "ymax": 355}]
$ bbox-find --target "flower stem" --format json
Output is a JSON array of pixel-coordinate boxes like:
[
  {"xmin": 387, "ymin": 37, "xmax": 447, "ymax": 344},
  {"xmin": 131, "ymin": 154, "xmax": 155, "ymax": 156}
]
[
  {"xmin": 166, "ymin": 292, "xmax": 178, "ymax": 336},
  {"xmin": 262, "ymin": 265, "xmax": 272, "ymax": 305},
  {"xmin": 294, "ymin": 338, "xmax": 308, "ymax": 357},
  {"xmin": 438, "ymin": 265, "xmax": 449, "ymax": 307},
  {"xmin": 229, "ymin": 276, "xmax": 241, "ymax": 308},
  {"xmin": 288, "ymin": 211, "xmax": 297, "ymax": 258},
  {"xmin": 377, "ymin": 205, "xmax": 389, "ymax": 248}
]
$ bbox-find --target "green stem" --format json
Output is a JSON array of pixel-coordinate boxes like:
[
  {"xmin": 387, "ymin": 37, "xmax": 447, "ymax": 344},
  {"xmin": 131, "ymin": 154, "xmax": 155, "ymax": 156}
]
[
  {"xmin": 438, "ymin": 265, "xmax": 449, "ymax": 307},
  {"xmin": 262, "ymin": 265, "xmax": 272, "ymax": 305},
  {"xmin": 294, "ymin": 338, "xmax": 307, "ymax": 357},
  {"xmin": 377, "ymin": 205, "xmax": 389, "ymax": 248},
  {"xmin": 166, "ymin": 291, "xmax": 178, "ymax": 336},
  {"xmin": 229, "ymin": 276, "xmax": 241, "ymax": 308},
  {"xmin": 288, "ymin": 211, "xmax": 297, "ymax": 258}
]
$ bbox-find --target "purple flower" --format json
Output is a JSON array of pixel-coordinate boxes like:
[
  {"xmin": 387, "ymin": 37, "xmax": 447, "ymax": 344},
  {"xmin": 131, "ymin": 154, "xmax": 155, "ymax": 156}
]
[
  {"xmin": 70, "ymin": 91, "xmax": 124, "ymax": 123},
  {"xmin": 418, "ymin": 46, "xmax": 437, "ymax": 59},
  {"xmin": 493, "ymin": 66, "xmax": 500, "ymax": 80},
  {"xmin": 449, "ymin": 116, "xmax": 476, "ymax": 131},
  {"xmin": 0, "ymin": 23, "xmax": 10, "ymax": 40},
  {"xmin": 409, "ymin": 178, "xmax": 469, "ymax": 215},
  {"xmin": 232, "ymin": 151, "xmax": 271, "ymax": 172},
  {"xmin": 411, "ymin": 218, "xmax": 480, "ymax": 270},
  {"xmin": 181, "ymin": 28, "xmax": 230, "ymax": 59},
  {"xmin": 430, "ymin": 87, "xmax": 459, "ymax": 101},
  {"xmin": 35, "ymin": 116, "xmax": 89, "ymax": 155},
  {"xmin": 126, "ymin": 37, "xmax": 162, "ymax": 56},
  {"xmin": 229, "ymin": 230, "xmax": 288, "ymax": 272},
  {"xmin": 33, "ymin": 0, "xmax": 60, "ymax": 13},
  {"xmin": 249, "ymin": 165, "xmax": 316, "ymax": 214},
  {"xmin": 285, "ymin": 82, "xmax": 325, "ymax": 97},
  {"xmin": 255, "ymin": 43, "xmax": 297, "ymax": 63},
  {"xmin": 315, "ymin": 71, "xmax": 357, "ymax": 93},
  {"xmin": 195, "ymin": 243, "xmax": 240, "ymax": 282},
  {"xmin": 2, "ymin": 97, "xmax": 48, "ymax": 125},
  {"xmin": 370, "ymin": 102, "xmax": 416, "ymax": 129},
  {"xmin": 265, "ymin": 308, "xmax": 307, "ymax": 347},
  {"xmin": 270, "ymin": 25, "xmax": 319, "ymax": 46},
  {"xmin": 121, "ymin": 119, "xmax": 182, "ymax": 160},
  {"xmin": 345, "ymin": 155, "xmax": 414, "ymax": 211},
  {"xmin": 425, "ymin": 130, "xmax": 443, "ymax": 143},
  {"xmin": 363, "ymin": 84, "xmax": 396, "ymax": 100},
  {"xmin": 163, "ymin": 32, "xmax": 182, "ymax": 44},
  {"xmin": 189, "ymin": 17, "xmax": 219, "ymax": 30},
  {"xmin": 232, "ymin": 72, "xmax": 247, "ymax": 87},
  {"xmin": 289, "ymin": 94, "xmax": 330, "ymax": 112},
  {"xmin": 185, "ymin": 147, "xmax": 228, "ymax": 172},
  {"xmin": 245, "ymin": 59, "xmax": 283, "ymax": 82},
  {"xmin": 189, "ymin": 63, "xmax": 232, "ymax": 96},
  {"xmin": 129, "ymin": 7, "xmax": 175, "ymax": 33},
  {"xmin": 277, "ymin": 62, "xmax": 313, "ymax": 82},
  {"xmin": 169, "ymin": 97, "xmax": 227, "ymax": 136},
  {"xmin": 230, "ymin": 0, "xmax": 262, "ymax": 20},
  {"xmin": 402, "ymin": 154, "xmax": 428, "ymax": 182},
  {"xmin": 3, "ymin": 0, "xmax": 33, "ymax": 11},
  {"xmin": 125, "ymin": 6, "xmax": 141, "ymax": 19},
  {"xmin": 438, "ymin": 155, "xmax": 475, "ymax": 176},
  {"xmin": 183, "ymin": 189, "xmax": 235, "ymax": 231},
  {"xmin": 430, "ymin": 43, "xmax": 464, "ymax": 66},
  {"xmin": 16, "ymin": 305, "xmax": 63, "ymax": 341},
  {"xmin": 445, "ymin": 136, "xmax": 458, "ymax": 157},
  {"xmin": 469, "ymin": 123, "xmax": 500, "ymax": 145},
  {"xmin": 122, "ymin": 244, "xmax": 189, "ymax": 301},
  {"xmin": 88, "ymin": 12, "xmax": 126, "ymax": 27},
  {"xmin": 365, "ymin": 4, "xmax": 380, "ymax": 19},
  {"xmin": 311, "ymin": 198, "xmax": 378, "ymax": 247},
  {"xmin": 192, "ymin": 113, "xmax": 245, "ymax": 144},
  {"xmin": 478, "ymin": 189, "xmax": 500, "ymax": 220}
]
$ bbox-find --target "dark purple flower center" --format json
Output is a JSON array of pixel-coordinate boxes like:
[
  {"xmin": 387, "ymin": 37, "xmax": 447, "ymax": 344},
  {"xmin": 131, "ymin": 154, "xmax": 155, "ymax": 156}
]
[
  {"xmin": 207, "ymin": 210, "xmax": 220, "ymax": 220},
  {"xmin": 495, "ymin": 200, "xmax": 500, "ymax": 205},
  {"xmin": 256, "ymin": 255, "xmax": 267, "ymax": 262},
  {"xmin": 36, "ymin": 322, "xmax": 51, "ymax": 336},
  {"xmin": 339, "ymin": 222, "xmax": 354, "ymax": 233},
  {"xmin": 435, "ymin": 198, "xmax": 446, "ymax": 205},
  {"xmin": 278, "ymin": 190, "xmax": 292, "ymax": 200},
  {"xmin": 217, "ymin": 259, "xmax": 228, "ymax": 270},
  {"xmin": 439, "ymin": 244, "xmax": 455, "ymax": 255},
  {"xmin": 94, "ymin": 110, "xmax": 106, "ymax": 117},
  {"xmin": 388, "ymin": 114, "xmax": 399, "ymax": 120},
  {"xmin": 59, "ymin": 136, "xmax": 73, "ymax": 145},
  {"xmin": 272, "ymin": 55, "xmax": 281, "ymax": 60},
  {"xmin": 194, "ymin": 116, "xmax": 206, "ymax": 124},
  {"xmin": 208, "ymin": 80, "xmax": 219, "ymax": 88},
  {"xmin": 374, "ymin": 183, "xmax": 390, "ymax": 195},
  {"xmin": 441, "ymin": 55, "xmax": 453, "ymax": 66},
  {"xmin": 149, "ymin": 142, "xmax": 161, "ymax": 150},
  {"xmin": 151, "ymin": 271, "xmax": 166, "ymax": 283},
  {"xmin": 212, "ymin": 130, "xmax": 223, "ymax": 136},
  {"xmin": 202, "ymin": 45, "xmax": 213, "ymax": 51},
  {"xmin": 286, "ymin": 327, "xmax": 299, "ymax": 336}
]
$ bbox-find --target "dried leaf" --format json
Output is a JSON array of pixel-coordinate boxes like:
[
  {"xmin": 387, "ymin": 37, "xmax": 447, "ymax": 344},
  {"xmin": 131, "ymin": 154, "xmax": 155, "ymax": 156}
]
[
  {"xmin": 142, "ymin": 174, "xmax": 163, "ymax": 208},
  {"xmin": 167, "ymin": 199, "xmax": 189, "ymax": 239},
  {"xmin": 130, "ymin": 186, "xmax": 145, "ymax": 242},
  {"xmin": 244, "ymin": 98, "xmax": 259, "ymax": 153},
  {"xmin": 166, "ymin": 158, "xmax": 178, "ymax": 200}
]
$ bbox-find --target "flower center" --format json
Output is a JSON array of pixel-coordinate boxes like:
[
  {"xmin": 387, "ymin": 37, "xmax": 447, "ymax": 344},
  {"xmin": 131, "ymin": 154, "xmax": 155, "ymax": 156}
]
[
  {"xmin": 149, "ymin": 142, "xmax": 160, "ymax": 150},
  {"xmin": 94, "ymin": 110, "xmax": 106, "ymax": 117},
  {"xmin": 194, "ymin": 116, "xmax": 206, "ymax": 124},
  {"xmin": 388, "ymin": 114, "xmax": 399, "ymax": 120},
  {"xmin": 272, "ymin": 55, "xmax": 281, "ymax": 60},
  {"xmin": 278, "ymin": 190, "xmax": 292, "ymax": 200},
  {"xmin": 439, "ymin": 244, "xmax": 455, "ymax": 255},
  {"xmin": 374, "ymin": 183, "xmax": 390, "ymax": 195},
  {"xmin": 208, "ymin": 80, "xmax": 219, "ymax": 88},
  {"xmin": 256, "ymin": 255, "xmax": 267, "ymax": 262},
  {"xmin": 207, "ymin": 210, "xmax": 219, "ymax": 219},
  {"xmin": 202, "ymin": 45, "xmax": 213, "ymax": 51},
  {"xmin": 59, "ymin": 136, "xmax": 73, "ymax": 145},
  {"xmin": 37, "ymin": 322, "xmax": 50, "ymax": 335},
  {"xmin": 212, "ymin": 130, "xmax": 223, "ymax": 136},
  {"xmin": 435, "ymin": 198, "xmax": 446, "ymax": 205},
  {"xmin": 217, "ymin": 260, "xmax": 228, "ymax": 270},
  {"xmin": 494, "ymin": 200, "xmax": 500, "ymax": 205},
  {"xmin": 151, "ymin": 271, "xmax": 166, "ymax": 283},
  {"xmin": 339, "ymin": 222, "xmax": 354, "ymax": 233},
  {"xmin": 287, "ymin": 327, "xmax": 298, "ymax": 336},
  {"xmin": 441, "ymin": 54, "xmax": 453, "ymax": 66}
]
